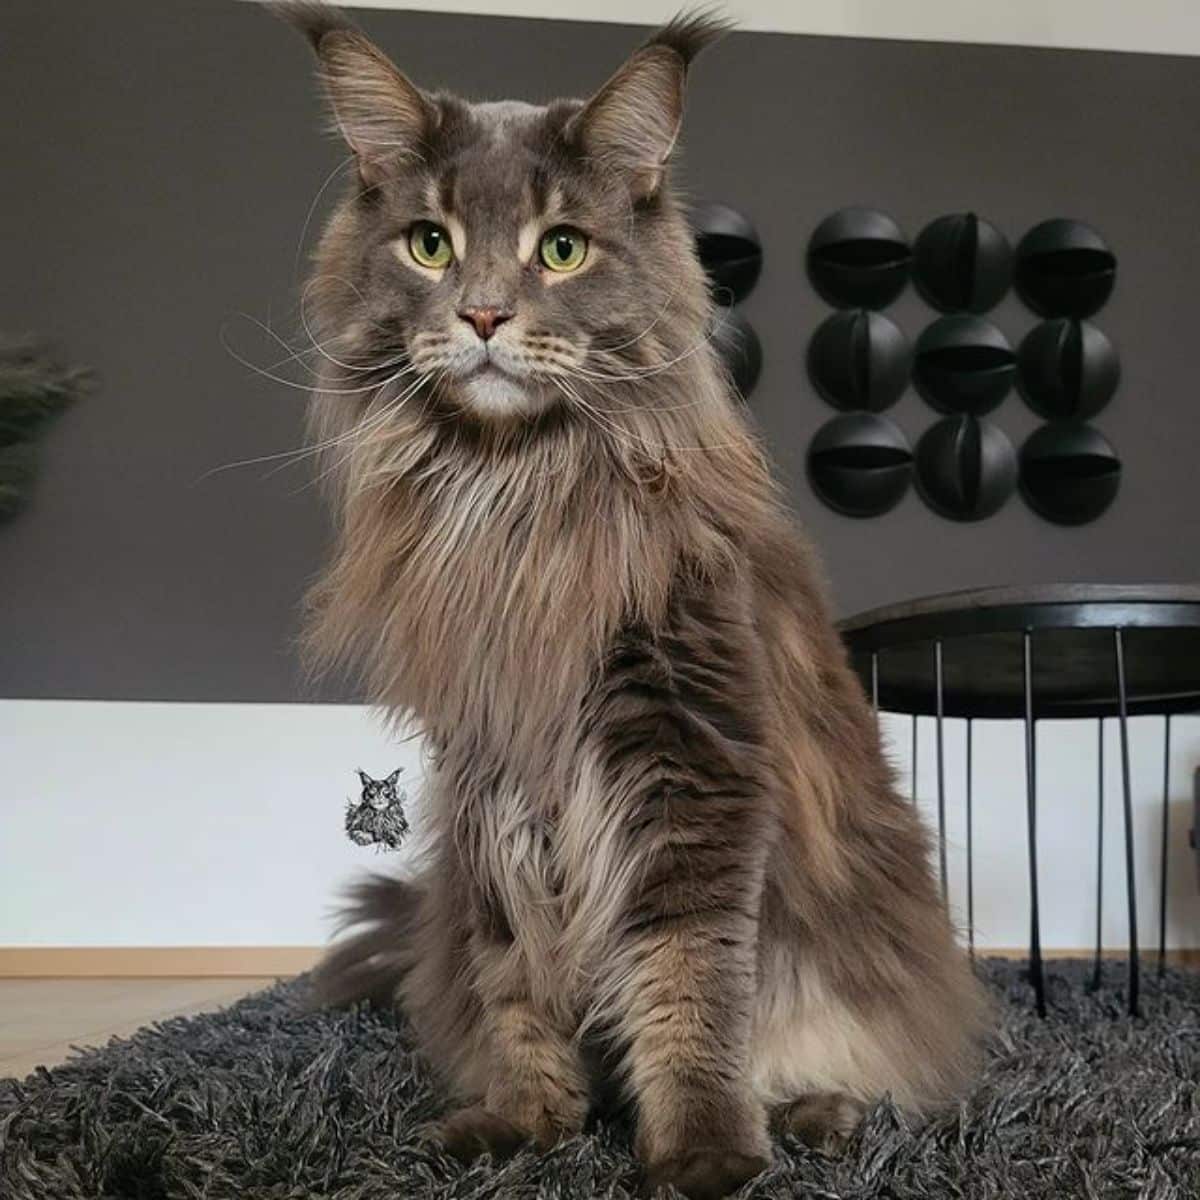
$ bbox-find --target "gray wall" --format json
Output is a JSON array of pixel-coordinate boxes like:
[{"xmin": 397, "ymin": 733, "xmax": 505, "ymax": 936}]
[{"xmin": 2, "ymin": 0, "xmax": 1198, "ymax": 702}]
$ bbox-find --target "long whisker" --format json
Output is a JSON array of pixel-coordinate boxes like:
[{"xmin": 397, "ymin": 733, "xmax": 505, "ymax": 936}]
[
  {"xmin": 573, "ymin": 317, "xmax": 724, "ymax": 385},
  {"xmin": 594, "ymin": 276, "xmax": 688, "ymax": 355},
  {"xmin": 293, "ymin": 371, "xmax": 433, "ymax": 493},
  {"xmin": 195, "ymin": 365, "xmax": 417, "ymax": 482},
  {"xmin": 293, "ymin": 153, "xmax": 357, "ymax": 278},
  {"xmin": 220, "ymin": 324, "xmax": 417, "ymax": 396}
]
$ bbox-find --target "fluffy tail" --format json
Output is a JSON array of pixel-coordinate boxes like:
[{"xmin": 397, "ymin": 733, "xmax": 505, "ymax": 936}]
[{"xmin": 309, "ymin": 873, "xmax": 420, "ymax": 1008}]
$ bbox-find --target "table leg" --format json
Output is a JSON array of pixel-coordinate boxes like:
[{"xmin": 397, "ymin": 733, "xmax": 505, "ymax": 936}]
[
  {"xmin": 1091, "ymin": 718, "xmax": 1104, "ymax": 993},
  {"xmin": 966, "ymin": 717, "xmax": 974, "ymax": 960},
  {"xmin": 1159, "ymin": 715, "xmax": 1171, "ymax": 977},
  {"xmin": 911, "ymin": 714, "xmax": 918, "ymax": 808},
  {"xmin": 935, "ymin": 640, "xmax": 947, "ymax": 906},
  {"xmin": 1022, "ymin": 632, "xmax": 1046, "ymax": 1017},
  {"xmin": 1113, "ymin": 628, "xmax": 1140, "ymax": 1017}
]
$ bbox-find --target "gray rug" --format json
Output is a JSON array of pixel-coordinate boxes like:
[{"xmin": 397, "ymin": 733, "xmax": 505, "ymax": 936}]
[{"xmin": 2, "ymin": 959, "xmax": 1198, "ymax": 1199}]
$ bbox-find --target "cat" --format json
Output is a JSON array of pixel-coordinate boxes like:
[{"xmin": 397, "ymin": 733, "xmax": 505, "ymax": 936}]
[
  {"xmin": 345, "ymin": 767, "xmax": 409, "ymax": 850},
  {"xmin": 278, "ymin": 5, "xmax": 989, "ymax": 1197}
]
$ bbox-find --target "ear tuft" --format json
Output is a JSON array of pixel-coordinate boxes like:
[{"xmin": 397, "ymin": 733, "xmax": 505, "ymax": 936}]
[
  {"xmin": 274, "ymin": 1, "xmax": 433, "ymax": 185},
  {"xmin": 641, "ymin": 7, "xmax": 733, "ymax": 65},
  {"xmin": 568, "ymin": 8, "xmax": 730, "ymax": 199},
  {"xmin": 270, "ymin": 1, "xmax": 353, "ymax": 51}
]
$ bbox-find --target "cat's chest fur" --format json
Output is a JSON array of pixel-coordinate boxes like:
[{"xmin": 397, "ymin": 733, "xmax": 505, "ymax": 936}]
[
  {"xmin": 444, "ymin": 734, "xmax": 625, "ymax": 1008},
  {"xmin": 380, "ymin": 436, "xmax": 673, "ymax": 750}
]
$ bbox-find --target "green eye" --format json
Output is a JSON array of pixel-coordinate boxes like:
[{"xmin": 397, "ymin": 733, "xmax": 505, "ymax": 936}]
[
  {"xmin": 409, "ymin": 221, "xmax": 453, "ymax": 269},
  {"xmin": 539, "ymin": 226, "xmax": 588, "ymax": 272}
]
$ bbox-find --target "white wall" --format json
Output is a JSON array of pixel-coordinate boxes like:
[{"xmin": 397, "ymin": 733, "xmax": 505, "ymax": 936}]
[
  {"xmin": 327, "ymin": 0, "xmax": 1200, "ymax": 58},
  {"xmin": 2, "ymin": 699, "xmax": 1197, "ymax": 950},
  {"xmin": 0, "ymin": 701, "xmax": 421, "ymax": 946}
]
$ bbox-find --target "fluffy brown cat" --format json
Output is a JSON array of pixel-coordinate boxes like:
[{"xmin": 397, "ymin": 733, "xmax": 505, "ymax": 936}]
[{"xmin": 279, "ymin": 6, "xmax": 988, "ymax": 1197}]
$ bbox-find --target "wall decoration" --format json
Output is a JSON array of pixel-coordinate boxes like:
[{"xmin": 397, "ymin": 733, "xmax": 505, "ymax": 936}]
[
  {"xmin": 807, "ymin": 309, "xmax": 910, "ymax": 412},
  {"xmin": 807, "ymin": 208, "xmax": 911, "ymax": 309},
  {"xmin": 912, "ymin": 315, "xmax": 1015, "ymax": 415},
  {"xmin": 807, "ymin": 412, "xmax": 912, "ymax": 517},
  {"xmin": 1017, "ymin": 318, "xmax": 1120, "ymax": 420},
  {"xmin": 1019, "ymin": 423, "xmax": 1122, "ymax": 524},
  {"xmin": 694, "ymin": 204, "xmax": 764, "ymax": 401},
  {"xmin": 913, "ymin": 212, "xmax": 1012, "ymax": 313},
  {"xmin": 915, "ymin": 414, "xmax": 1017, "ymax": 521},
  {"xmin": 1014, "ymin": 219, "xmax": 1117, "ymax": 318},
  {"xmin": 801, "ymin": 208, "xmax": 1122, "ymax": 526},
  {"xmin": 0, "ymin": 337, "xmax": 93, "ymax": 522},
  {"xmin": 711, "ymin": 308, "xmax": 763, "ymax": 400},
  {"xmin": 693, "ymin": 204, "xmax": 762, "ymax": 305}
]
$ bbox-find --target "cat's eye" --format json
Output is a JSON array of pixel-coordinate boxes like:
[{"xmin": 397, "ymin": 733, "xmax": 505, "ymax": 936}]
[
  {"xmin": 409, "ymin": 220, "xmax": 453, "ymax": 269},
  {"xmin": 539, "ymin": 226, "xmax": 588, "ymax": 273}
]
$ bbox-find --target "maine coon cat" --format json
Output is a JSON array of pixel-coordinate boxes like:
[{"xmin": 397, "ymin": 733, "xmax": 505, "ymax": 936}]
[{"xmin": 279, "ymin": 5, "xmax": 988, "ymax": 1196}]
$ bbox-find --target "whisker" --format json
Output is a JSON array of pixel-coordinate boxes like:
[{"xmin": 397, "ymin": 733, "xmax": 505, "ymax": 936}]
[
  {"xmin": 294, "ymin": 372, "xmax": 433, "ymax": 493},
  {"xmin": 292, "ymin": 153, "xmax": 358, "ymax": 279},
  {"xmin": 195, "ymin": 365, "xmax": 417, "ymax": 482},
  {"xmin": 220, "ymin": 324, "xmax": 417, "ymax": 396}
]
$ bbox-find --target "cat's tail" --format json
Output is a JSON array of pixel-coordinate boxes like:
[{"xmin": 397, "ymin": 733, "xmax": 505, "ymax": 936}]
[{"xmin": 308, "ymin": 873, "xmax": 420, "ymax": 1009}]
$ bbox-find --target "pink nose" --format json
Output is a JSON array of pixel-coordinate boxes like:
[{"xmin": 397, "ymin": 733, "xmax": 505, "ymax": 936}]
[{"xmin": 458, "ymin": 306, "xmax": 512, "ymax": 341}]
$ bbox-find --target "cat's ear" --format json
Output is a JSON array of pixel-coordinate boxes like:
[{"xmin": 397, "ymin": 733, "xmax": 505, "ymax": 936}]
[
  {"xmin": 278, "ymin": 3, "xmax": 436, "ymax": 186},
  {"xmin": 566, "ymin": 12, "xmax": 729, "ymax": 200},
  {"xmin": 385, "ymin": 768, "xmax": 402, "ymax": 786},
  {"xmin": 356, "ymin": 768, "xmax": 371, "ymax": 786}
]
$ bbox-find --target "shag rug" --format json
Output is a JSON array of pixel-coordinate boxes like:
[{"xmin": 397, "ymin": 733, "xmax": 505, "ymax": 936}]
[{"xmin": 2, "ymin": 959, "xmax": 1198, "ymax": 1199}]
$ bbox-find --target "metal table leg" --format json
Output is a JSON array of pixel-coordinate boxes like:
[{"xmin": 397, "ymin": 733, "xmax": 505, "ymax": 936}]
[
  {"xmin": 1091, "ymin": 719, "xmax": 1104, "ymax": 993},
  {"xmin": 911, "ymin": 714, "xmax": 918, "ymax": 808},
  {"xmin": 1159, "ymin": 715, "xmax": 1171, "ymax": 977},
  {"xmin": 1024, "ymin": 631, "xmax": 1046, "ymax": 1017},
  {"xmin": 966, "ymin": 717, "xmax": 974, "ymax": 960},
  {"xmin": 935, "ymin": 640, "xmax": 947, "ymax": 906},
  {"xmin": 1113, "ymin": 628, "xmax": 1140, "ymax": 1017}
]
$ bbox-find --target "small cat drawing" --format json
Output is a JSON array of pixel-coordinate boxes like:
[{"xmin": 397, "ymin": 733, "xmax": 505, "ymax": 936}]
[{"xmin": 344, "ymin": 767, "xmax": 409, "ymax": 850}]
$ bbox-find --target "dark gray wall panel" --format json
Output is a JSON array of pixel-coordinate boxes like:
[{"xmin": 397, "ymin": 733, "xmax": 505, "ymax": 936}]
[{"xmin": 1, "ymin": 1, "xmax": 1198, "ymax": 701}]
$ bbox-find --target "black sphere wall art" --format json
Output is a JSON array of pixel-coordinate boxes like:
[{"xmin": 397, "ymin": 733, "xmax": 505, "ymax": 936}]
[
  {"xmin": 693, "ymin": 204, "xmax": 763, "ymax": 400},
  {"xmin": 1014, "ymin": 219, "xmax": 1117, "ymax": 318},
  {"xmin": 710, "ymin": 309, "xmax": 763, "ymax": 400},
  {"xmin": 1017, "ymin": 319, "xmax": 1119, "ymax": 420},
  {"xmin": 912, "ymin": 316, "xmax": 1015, "ymax": 415},
  {"xmin": 1019, "ymin": 424, "xmax": 1122, "ymax": 525},
  {"xmin": 915, "ymin": 415, "xmax": 1017, "ymax": 521},
  {"xmin": 807, "ymin": 208, "xmax": 911, "ymax": 310},
  {"xmin": 803, "ymin": 208, "xmax": 1121, "ymax": 526},
  {"xmin": 693, "ymin": 204, "xmax": 762, "ymax": 304},
  {"xmin": 807, "ymin": 310, "xmax": 910, "ymax": 412},
  {"xmin": 914, "ymin": 212, "xmax": 1012, "ymax": 314},
  {"xmin": 807, "ymin": 413, "xmax": 912, "ymax": 518}
]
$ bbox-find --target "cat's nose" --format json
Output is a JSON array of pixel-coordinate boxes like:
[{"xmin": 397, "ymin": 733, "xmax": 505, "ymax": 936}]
[{"xmin": 458, "ymin": 305, "xmax": 513, "ymax": 341}]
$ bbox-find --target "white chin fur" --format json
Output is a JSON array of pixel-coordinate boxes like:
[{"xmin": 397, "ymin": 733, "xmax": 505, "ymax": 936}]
[{"xmin": 461, "ymin": 371, "xmax": 543, "ymax": 419}]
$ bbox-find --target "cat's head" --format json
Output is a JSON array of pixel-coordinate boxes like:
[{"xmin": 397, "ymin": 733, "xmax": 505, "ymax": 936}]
[
  {"xmin": 356, "ymin": 767, "xmax": 402, "ymax": 810},
  {"xmin": 282, "ymin": 4, "xmax": 729, "ymax": 437}
]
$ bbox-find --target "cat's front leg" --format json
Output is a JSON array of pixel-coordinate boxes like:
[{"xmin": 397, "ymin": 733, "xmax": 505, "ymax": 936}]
[
  {"xmin": 623, "ymin": 909, "xmax": 771, "ymax": 1200},
  {"xmin": 587, "ymin": 578, "xmax": 774, "ymax": 1198},
  {"xmin": 432, "ymin": 895, "xmax": 589, "ymax": 1160}
]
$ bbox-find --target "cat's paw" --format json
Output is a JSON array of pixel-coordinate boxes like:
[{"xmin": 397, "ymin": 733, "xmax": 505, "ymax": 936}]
[
  {"xmin": 643, "ymin": 1148, "xmax": 770, "ymax": 1199},
  {"xmin": 773, "ymin": 1090, "xmax": 865, "ymax": 1155},
  {"xmin": 419, "ymin": 1104, "xmax": 530, "ymax": 1163}
]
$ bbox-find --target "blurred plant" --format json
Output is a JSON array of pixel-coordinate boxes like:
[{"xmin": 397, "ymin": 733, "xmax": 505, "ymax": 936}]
[{"xmin": 0, "ymin": 338, "xmax": 93, "ymax": 521}]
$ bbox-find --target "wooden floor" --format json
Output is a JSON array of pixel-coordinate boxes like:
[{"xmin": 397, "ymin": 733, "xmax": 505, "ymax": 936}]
[{"xmin": 0, "ymin": 978, "xmax": 276, "ymax": 1081}]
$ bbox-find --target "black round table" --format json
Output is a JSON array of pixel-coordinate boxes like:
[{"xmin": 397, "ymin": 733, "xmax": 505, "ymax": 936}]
[{"xmin": 839, "ymin": 584, "xmax": 1200, "ymax": 1016}]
